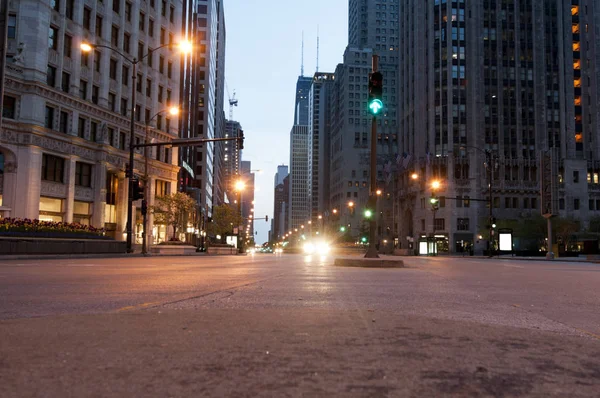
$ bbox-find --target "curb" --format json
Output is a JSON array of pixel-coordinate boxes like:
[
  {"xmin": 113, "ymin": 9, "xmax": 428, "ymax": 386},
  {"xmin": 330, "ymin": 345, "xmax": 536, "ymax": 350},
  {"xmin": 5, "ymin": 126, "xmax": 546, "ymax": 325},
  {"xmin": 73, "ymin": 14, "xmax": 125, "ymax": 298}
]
[{"xmin": 333, "ymin": 258, "xmax": 405, "ymax": 268}]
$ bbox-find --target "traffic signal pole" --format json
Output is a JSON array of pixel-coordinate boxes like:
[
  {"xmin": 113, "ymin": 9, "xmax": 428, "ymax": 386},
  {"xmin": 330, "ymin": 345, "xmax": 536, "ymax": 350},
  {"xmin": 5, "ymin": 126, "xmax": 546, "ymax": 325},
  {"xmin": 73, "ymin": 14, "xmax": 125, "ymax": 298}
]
[{"xmin": 365, "ymin": 55, "xmax": 380, "ymax": 259}]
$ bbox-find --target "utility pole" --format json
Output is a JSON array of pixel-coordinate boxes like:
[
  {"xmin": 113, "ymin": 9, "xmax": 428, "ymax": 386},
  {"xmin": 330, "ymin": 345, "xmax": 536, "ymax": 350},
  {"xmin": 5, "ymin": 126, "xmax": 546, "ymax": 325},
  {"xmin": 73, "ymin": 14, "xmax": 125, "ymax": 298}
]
[{"xmin": 487, "ymin": 150, "xmax": 494, "ymax": 257}]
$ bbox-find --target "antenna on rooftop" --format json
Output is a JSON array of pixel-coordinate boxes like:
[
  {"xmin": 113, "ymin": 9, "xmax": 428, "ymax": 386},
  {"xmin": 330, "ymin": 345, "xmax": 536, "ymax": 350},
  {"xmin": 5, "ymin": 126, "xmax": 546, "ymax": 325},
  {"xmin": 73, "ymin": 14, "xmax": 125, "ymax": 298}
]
[
  {"xmin": 316, "ymin": 25, "xmax": 320, "ymax": 73},
  {"xmin": 301, "ymin": 31, "xmax": 305, "ymax": 77}
]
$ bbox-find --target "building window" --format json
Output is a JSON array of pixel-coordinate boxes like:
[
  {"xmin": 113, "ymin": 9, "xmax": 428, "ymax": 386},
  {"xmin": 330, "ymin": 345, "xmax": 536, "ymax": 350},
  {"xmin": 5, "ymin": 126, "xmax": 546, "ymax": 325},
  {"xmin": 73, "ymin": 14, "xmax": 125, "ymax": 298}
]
[
  {"xmin": 59, "ymin": 111, "xmax": 68, "ymax": 133},
  {"xmin": 94, "ymin": 50, "xmax": 101, "ymax": 72},
  {"xmin": 120, "ymin": 98, "xmax": 128, "ymax": 116},
  {"xmin": 108, "ymin": 93, "xmax": 116, "ymax": 111},
  {"xmin": 81, "ymin": 52, "xmax": 89, "ymax": 67},
  {"xmin": 46, "ymin": 65, "xmax": 57, "ymax": 86},
  {"xmin": 161, "ymin": 0, "xmax": 167, "ymax": 16},
  {"xmin": 51, "ymin": 0, "xmax": 60, "ymax": 12},
  {"xmin": 574, "ymin": 198, "xmax": 580, "ymax": 210},
  {"xmin": 573, "ymin": 171, "xmax": 579, "ymax": 183},
  {"xmin": 139, "ymin": 12, "xmax": 145, "ymax": 31},
  {"xmin": 2, "ymin": 95, "xmax": 16, "ymax": 119},
  {"xmin": 165, "ymin": 118, "xmax": 170, "ymax": 132},
  {"xmin": 95, "ymin": 15, "xmax": 103, "ymax": 37},
  {"xmin": 107, "ymin": 127, "xmax": 115, "ymax": 146},
  {"xmin": 160, "ymin": 27, "xmax": 166, "ymax": 45},
  {"xmin": 148, "ymin": 19, "xmax": 154, "ymax": 37},
  {"xmin": 111, "ymin": 25, "xmax": 119, "ymax": 47},
  {"xmin": 434, "ymin": 218, "xmax": 445, "ymax": 231},
  {"xmin": 146, "ymin": 79, "xmax": 151, "ymax": 97},
  {"xmin": 64, "ymin": 34, "xmax": 72, "ymax": 57},
  {"xmin": 167, "ymin": 62, "xmax": 172, "ymax": 78},
  {"xmin": 61, "ymin": 71, "xmax": 70, "ymax": 93},
  {"xmin": 48, "ymin": 26, "xmax": 58, "ymax": 50},
  {"xmin": 123, "ymin": 33, "xmax": 130, "ymax": 53},
  {"xmin": 112, "ymin": 0, "xmax": 120, "ymax": 14},
  {"xmin": 457, "ymin": 218, "xmax": 469, "ymax": 231},
  {"xmin": 169, "ymin": 5, "xmax": 175, "ymax": 23},
  {"xmin": 122, "ymin": 65, "xmax": 129, "ymax": 86},
  {"xmin": 83, "ymin": 7, "xmax": 92, "ymax": 30},
  {"xmin": 77, "ymin": 117, "xmax": 86, "ymax": 138},
  {"xmin": 109, "ymin": 58, "xmax": 118, "ymax": 80},
  {"xmin": 155, "ymin": 180, "xmax": 169, "ymax": 197},
  {"xmin": 41, "ymin": 154, "xmax": 65, "ymax": 183},
  {"xmin": 7, "ymin": 14, "xmax": 16, "ymax": 39},
  {"xmin": 166, "ymin": 89, "xmax": 171, "ymax": 105},
  {"xmin": 65, "ymin": 0, "xmax": 74, "ymax": 19},
  {"xmin": 92, "ymin": 85, "xmax": 99, "ymax": 104},
  {"xmin": 156, "ymin": 114, "xmax": 162, "ymax": 130},
  {"xmin": 90, "ymin": 121, "xmax": 98, "ymax": 142},
  {"xmin": 136, "ymin": 74, "xmax": 143, "ymax": 92},
  {"xmin": 119, "ymin": 132, "xmax": 127, "ymax": 149},
  {"xmin": 158, "ymin": 86, "xmax": 163, "ymax": 102},
  {"xmin": 125, "ymin": 2, "xmax": 132, "ymax": 21},
  {"xmin": 159, "ymin": 55, "xmax": 165, "ymax": 73},
  {"xmin": 44, "ymin": 106, "xmax": 55, "ymax": 129},
  {"xmin": 105, "ymin": 173, "xmax": 119, "ymax": 223},
  {"xmin": 75, "ymin": 162, "xmax": 92, "ymax": 187},
  {"xmin": 138, "ymin": 42, "xmax": 144, "ymax": 61}
]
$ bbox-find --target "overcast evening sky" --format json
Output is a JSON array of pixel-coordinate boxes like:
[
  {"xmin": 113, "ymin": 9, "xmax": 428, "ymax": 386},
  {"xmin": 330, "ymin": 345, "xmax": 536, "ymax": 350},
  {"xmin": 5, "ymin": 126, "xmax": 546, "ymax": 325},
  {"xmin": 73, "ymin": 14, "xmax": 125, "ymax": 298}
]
[{"xmin": 225, "ymin": 0, "xmax": 348, "ymax": 244}]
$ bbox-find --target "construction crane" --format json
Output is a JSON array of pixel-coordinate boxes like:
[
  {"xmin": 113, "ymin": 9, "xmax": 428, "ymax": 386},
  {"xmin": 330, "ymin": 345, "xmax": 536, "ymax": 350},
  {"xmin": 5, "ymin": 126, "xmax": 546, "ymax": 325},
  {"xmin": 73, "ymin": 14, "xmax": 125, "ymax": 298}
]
[{"xmin": 225, "ymin": 81, "xmax": 238, "ymax": 120}]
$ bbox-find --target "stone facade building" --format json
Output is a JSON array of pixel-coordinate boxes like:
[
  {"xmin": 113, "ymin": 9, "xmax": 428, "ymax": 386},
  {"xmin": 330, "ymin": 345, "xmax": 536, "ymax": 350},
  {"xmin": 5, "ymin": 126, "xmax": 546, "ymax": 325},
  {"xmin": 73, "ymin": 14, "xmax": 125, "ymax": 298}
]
[{"xmin": 0, "ymin": 0, "xmax": 183, "ymax": 245}]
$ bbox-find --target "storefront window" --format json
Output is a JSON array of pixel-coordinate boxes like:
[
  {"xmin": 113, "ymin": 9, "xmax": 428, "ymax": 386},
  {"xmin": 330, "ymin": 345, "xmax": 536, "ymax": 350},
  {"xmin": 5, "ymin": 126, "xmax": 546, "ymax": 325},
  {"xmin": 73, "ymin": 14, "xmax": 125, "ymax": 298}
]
[
  {"xmin": 73, "ymin": 201, "xmax": 92, "ymax": 225},
  {"xmin": 39, "ymin": 196, "xmax": 63, "ymax": 222}
]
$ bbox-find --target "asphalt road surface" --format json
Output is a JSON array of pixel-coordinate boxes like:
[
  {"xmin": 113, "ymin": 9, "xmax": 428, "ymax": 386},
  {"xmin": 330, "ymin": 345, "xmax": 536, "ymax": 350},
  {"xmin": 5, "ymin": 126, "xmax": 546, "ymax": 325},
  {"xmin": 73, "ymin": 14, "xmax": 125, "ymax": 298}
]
[{"xmin": 1, "ymin": 254, "xmax": 599, "ymax": 397}]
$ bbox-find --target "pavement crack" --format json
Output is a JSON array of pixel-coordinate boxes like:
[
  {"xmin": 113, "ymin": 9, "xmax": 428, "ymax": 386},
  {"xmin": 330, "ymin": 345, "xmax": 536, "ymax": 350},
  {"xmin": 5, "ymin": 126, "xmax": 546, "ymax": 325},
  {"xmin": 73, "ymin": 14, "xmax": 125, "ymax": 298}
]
[{"xmin": 115, "ymin": 273, "xmax": 287, "ymax": 313}]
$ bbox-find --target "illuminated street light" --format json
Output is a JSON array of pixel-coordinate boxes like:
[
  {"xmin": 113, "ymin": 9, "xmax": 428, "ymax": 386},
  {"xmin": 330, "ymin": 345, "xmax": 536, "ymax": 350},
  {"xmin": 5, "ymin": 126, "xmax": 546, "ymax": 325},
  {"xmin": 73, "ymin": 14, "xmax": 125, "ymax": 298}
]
[
  {"xmin": 348, "ymin": 201, "xmax": 355, "ymax": 207},
  {"xmin": 431, "ymin": 180, "xmax": 441, "ymax": 190},
  {"xmin": 332, "ymin": 209, "xmax": 338, "ymax": 214},
  {"xmin": 235, "ymin": 180, "xmax": 246, "ymax": 191},
  {"xmin": 411, "ymin": 172, "xmax": 419, "ymax": 180},
  {"xmin": 376, "ymin": 189, "xmax": 382, "ymax": 196}
]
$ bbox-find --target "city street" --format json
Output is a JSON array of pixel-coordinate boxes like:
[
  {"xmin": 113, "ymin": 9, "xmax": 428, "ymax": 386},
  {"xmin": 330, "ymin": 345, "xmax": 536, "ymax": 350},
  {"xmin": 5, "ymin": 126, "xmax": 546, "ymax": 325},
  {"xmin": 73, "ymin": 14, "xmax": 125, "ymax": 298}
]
[{"xmin": 1, "ymin": 254, "xmax": 600, "ymax": 397}]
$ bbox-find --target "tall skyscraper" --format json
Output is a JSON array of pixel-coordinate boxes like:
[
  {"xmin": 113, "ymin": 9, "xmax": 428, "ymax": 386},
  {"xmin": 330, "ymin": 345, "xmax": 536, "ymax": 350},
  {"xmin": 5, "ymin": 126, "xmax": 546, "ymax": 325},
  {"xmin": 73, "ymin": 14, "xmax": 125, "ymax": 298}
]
[
  {"xmin": 0, "ymin": 0, "xmax": 182, "ymax": 244},
  {"xmin": 289, "ymin": 125, "xmax": 310, "ymax": 229},
  {"xmin": 308, "ymin": 72, "xmax": 335, "ymax": 222},
  {"xmin": 274, "ymin": 165, "xmax": 288, "ymax": 187},
  {"xmin": 328, "ymin": 0, "xmax": 400, "ymax": 237},
  {"xmin": 212, "ymin": 1, "xmax": 228, "ymax": 207},
  {"xmin": 223, "ymin": 120, "xmax": 242, "ymax": 200},
  {"xmin": 272, "ymin": 165, "xmax": 288, "ymax": 242},
  {"xmin": 396, "ymin": 0, "xmax": 600, "ymax": 254},
  {"xmin": 240, "ymin": 160, "xmax": 255, "ymax": 240},
  {"xmin": 180, "ymin": 0, "xmax": 226, "ymax": 219},
  {"xmin": 294, "ymin": 76, "xmax": 312, "ymax": 126}
]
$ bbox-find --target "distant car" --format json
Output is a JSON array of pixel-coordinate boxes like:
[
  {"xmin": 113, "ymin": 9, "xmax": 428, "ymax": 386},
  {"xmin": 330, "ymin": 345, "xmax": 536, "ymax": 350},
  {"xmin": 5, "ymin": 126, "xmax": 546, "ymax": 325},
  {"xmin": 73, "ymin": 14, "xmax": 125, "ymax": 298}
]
[
  {"xmin": 274, "ymin": 248, "xmax": 283, "ymax": 253},
  {"xmin": 259, "ymin": 247, "xmax": 273, "ymax": 254}
]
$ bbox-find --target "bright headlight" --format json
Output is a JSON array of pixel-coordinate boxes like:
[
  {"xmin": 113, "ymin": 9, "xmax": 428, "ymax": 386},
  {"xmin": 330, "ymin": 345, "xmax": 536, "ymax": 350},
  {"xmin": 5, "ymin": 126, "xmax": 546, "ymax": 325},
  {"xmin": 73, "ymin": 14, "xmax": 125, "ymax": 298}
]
[{"xmin": 303, "ymin": 243, "xmax": 315, "ymax": 254}]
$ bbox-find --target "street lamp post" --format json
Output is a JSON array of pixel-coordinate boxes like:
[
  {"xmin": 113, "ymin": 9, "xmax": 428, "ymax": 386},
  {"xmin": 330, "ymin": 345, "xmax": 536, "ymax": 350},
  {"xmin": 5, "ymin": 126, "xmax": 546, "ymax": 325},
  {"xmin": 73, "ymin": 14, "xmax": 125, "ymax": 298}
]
[
  {"xmin": 81, "ymin": 41, "xmax": 191, "ymax": 253},
  {"xmin": 461, "ymin": 145, "xmax": 494, "ymax": 257},
  {"xmin": 234, "ymin": 180, "xmax": 245, "ymax": 254}
]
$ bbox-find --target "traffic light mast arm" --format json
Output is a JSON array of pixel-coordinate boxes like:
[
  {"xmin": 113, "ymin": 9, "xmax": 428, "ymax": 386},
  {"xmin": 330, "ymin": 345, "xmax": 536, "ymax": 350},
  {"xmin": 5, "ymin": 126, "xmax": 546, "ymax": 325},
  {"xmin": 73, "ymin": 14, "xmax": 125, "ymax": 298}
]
[{"xmin": 131, "ymin": 136, "xmax": 241, "ymax": 149}]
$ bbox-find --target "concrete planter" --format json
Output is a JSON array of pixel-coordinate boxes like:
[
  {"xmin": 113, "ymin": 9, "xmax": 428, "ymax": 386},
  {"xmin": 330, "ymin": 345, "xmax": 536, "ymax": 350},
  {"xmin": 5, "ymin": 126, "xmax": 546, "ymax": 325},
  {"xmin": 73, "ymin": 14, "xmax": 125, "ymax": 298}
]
[{"xmin": 0, "ymin": 237, "xmax": 126, "ymax": 255}]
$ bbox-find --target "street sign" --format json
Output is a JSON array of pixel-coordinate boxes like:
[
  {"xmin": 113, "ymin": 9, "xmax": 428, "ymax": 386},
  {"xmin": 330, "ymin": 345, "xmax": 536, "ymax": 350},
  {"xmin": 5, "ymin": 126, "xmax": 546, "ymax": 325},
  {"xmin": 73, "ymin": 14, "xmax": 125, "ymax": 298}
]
[{"xmin": 540, "ymin": 148, "xmax": 559, "ymax": 218}]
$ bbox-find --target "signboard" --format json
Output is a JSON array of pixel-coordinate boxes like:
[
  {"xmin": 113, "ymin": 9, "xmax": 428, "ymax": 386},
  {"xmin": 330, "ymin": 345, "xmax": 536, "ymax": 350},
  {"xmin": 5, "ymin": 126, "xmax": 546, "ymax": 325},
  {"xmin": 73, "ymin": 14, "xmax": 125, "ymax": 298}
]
[
  {"xmin": 499, "ymin": 231, "xmax": 513, "ymax": 252},
  {"xmin": 540, "ymin": 148, "xmax": 559, "ymax": 217}
]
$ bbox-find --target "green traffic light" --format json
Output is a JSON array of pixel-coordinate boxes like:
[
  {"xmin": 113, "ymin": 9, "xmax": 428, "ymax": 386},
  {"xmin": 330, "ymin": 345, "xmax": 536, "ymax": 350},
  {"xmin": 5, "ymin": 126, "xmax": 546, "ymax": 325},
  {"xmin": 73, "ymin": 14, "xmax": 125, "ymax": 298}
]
[
  {"xmin": 430, "ymin": 197, "xmax": 438, "ymax": 204},
  {"xmin": 340, "ymin": 226, "xmax": 346, "ymax": 232},
  {"xmin": 368, "ymin": 99, "xmax": 383, "ymax": 115},
  {"xmin": 364, "ymin": 209, "xmax": 373, "ymax": 218},
  {"xmin": 361, "ymin": 237, "xmax": 368, "ymax": 243}
]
